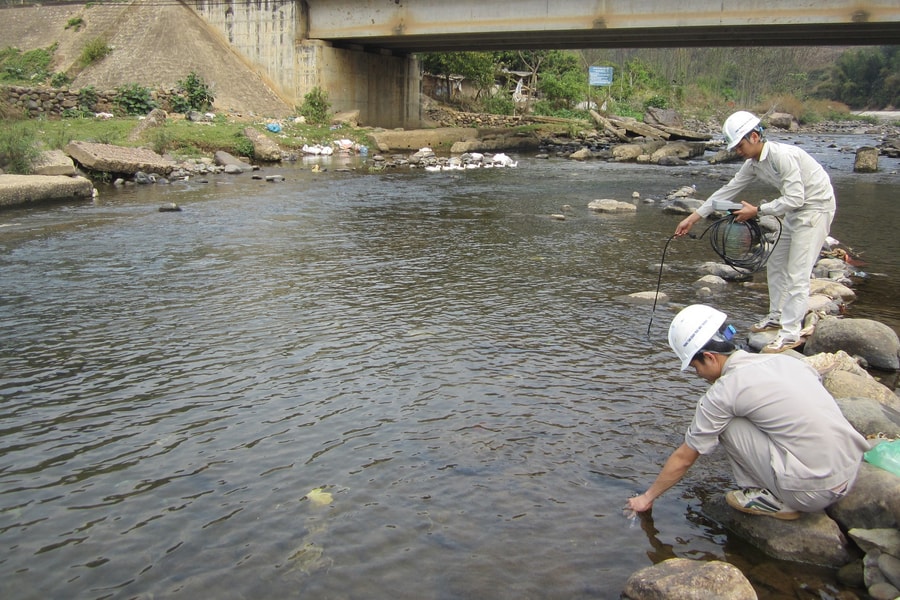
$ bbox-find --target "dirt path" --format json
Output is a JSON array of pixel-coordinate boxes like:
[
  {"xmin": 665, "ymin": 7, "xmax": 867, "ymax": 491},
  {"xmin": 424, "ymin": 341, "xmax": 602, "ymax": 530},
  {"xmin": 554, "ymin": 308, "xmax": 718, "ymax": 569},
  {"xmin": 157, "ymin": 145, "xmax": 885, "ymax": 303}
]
[{"xmin": 0, "ymin": 2, "xmax": 292, "ymax": 117}]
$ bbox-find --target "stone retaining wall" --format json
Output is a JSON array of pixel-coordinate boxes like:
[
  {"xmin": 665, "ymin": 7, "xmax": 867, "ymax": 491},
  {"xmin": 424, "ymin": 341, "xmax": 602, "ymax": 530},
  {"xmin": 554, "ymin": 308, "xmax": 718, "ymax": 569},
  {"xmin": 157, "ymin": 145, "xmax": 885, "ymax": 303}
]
[{"xmin": 2, "ymin": 85, "xmax": 184, "ymax": 119}]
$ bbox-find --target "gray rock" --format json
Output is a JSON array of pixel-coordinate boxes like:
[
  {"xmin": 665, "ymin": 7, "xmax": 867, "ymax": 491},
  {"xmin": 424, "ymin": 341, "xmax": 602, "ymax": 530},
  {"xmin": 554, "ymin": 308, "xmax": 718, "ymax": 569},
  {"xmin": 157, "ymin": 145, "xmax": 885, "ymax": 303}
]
[
  {"xmin": 623, "ymin": 558, "xmax": 756, "ymax": 600},
  {"xmin": 662, "ymin": 197, "xmax": 704, "ymax": 215},
  {"xmin": 704, "ymin": 494, "xmax": 852, "ymax": 567},
  {"xmin": 808, "ymin": 279, "xmax": 857, "ymax": 302},
  {"xmin": 569, "ymin": 147, "xmax": 593, "ymax": 160},
  {"xmin": 865, "ymin": 549, "xmax": 888, "ymax": 587},
  {"xmin": 854, "ymin": 146, "xmax": 879, "ymax": 173},
  {"xmin": 835, "ymin": 397, "xmax": 900, "ymax": 438},
  {"xmin": 214, "ymin": 151, "xmax": 253, "ymax": 172},
  {"xmin": 698, "ymin": 261, "xmax": 752, "ymax": 281},
  {"xmin": 644, "ymin": 107, "xmax": 683, "ymax": 128},
  {"xmin": 767, "ymin": 112, "xmax": 800, "ymax": 131},
  {"xmin": 824, "ymin": 371, "xmax": 900, "ymax": 410},
  {"xmin": 850, "ymin": 529, "xmax": 900, "ymax": 557},
  {"xmin": 588, "ymin": 198, "xmax": 636, "ymax": 213},
  {"xmin": 869, "ymin": 580, "xmax": 900, "ymax": 600},
  {"xmin": 879, "ymin": 551, "xmax": 900, "ymax": 589},
  {"xmin": 828, "ymin": 463, "xmax": 900, "ymax": 530},
  {"xmin": 127, "ymin": 107, "xmax": 168, "ymax": 142},
  {"xmin": 617, "ymin": 291, "xmax": 668, "ymax": 305},
  {"xmin": 243, "ymin": 127, "xmax": 282, "ymax": 162},
  {"xmin": 650, "ymin": 141, "xmax": 706, "ymax": 163},
  {"xmin": 693, "ymin": 275, "xmax": 727, "ymax": 291},
  {"xmin": 805, "ymin": 316, "xmax": 900, "ymax": 371}
]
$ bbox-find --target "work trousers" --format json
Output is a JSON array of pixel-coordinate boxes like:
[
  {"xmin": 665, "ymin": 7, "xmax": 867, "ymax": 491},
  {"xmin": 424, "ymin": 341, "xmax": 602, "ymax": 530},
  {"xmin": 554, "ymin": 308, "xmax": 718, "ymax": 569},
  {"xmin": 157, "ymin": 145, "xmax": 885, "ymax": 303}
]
[
  {"xmin": 765, "ymin": 209, "xmax": 834, "ymax": 340},
  {"xmin": 719, "ymin": 418, "xmax": 849, "ymax": 512}
]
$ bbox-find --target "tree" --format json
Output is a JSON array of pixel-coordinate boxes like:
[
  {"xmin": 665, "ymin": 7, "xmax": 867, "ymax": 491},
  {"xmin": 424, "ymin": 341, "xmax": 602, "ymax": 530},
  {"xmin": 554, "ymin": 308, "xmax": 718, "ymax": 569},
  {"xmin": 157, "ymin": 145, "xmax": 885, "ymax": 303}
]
[
  {"xmin": 813, "ymin": 46, "xmax": 899, "ymax": 108},
  {"xmin": 420, "ymin": 51, "xmax": 496, "ymax": 100}
]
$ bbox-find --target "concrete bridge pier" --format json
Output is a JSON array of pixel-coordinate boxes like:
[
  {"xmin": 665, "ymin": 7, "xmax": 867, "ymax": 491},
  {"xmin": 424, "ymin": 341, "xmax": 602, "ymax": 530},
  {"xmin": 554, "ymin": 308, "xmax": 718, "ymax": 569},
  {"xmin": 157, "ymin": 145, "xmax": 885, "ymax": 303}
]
[{"xmin": 297, "ymin": 40, "xmax": 422, "ymax": 129}]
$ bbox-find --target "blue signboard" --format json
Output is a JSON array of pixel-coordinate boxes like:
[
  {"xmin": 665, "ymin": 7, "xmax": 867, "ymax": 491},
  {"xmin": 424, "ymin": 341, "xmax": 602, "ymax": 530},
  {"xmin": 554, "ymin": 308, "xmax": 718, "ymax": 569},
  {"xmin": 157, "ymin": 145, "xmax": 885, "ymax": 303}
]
[{"xmin": 589, "ymin": 66, "xmax": 614, "ymax": 87}]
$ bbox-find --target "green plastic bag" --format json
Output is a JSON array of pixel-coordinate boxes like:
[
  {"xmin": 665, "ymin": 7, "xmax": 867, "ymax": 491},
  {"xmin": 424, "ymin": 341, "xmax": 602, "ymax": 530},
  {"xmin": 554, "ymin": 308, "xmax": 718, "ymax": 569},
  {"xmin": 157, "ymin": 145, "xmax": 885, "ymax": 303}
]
[{"xmin": 864, "ymin": 440, "xmax": 900, "ymax": 477}]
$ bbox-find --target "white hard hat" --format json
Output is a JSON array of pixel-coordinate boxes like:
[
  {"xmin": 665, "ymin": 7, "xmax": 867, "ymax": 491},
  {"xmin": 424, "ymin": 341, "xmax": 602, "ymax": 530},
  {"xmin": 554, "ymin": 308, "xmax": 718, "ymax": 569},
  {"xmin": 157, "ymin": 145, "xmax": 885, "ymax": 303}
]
[
  {"xmin": 668, "ymin": 304, "xmax": 727, "ymax": 371},
  {"xmin": 722, "ymin": 111, "xmax": 761, "ymax": 151}
]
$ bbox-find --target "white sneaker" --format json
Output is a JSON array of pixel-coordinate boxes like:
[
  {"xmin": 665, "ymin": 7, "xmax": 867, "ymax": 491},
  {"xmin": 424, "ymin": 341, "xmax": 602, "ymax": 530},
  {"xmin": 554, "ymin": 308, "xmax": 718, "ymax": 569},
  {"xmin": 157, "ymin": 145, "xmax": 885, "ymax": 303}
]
[
  {"xmin": 726, "ymin": 488, "xmax": 801, "ymax": 520},
  {"xmin": 749, "ymin": 317, "xmax": 779, "ymax": 333},
  {"xmin": 761, "ymin": 335, "xmax": 803, "ymax": 354}
]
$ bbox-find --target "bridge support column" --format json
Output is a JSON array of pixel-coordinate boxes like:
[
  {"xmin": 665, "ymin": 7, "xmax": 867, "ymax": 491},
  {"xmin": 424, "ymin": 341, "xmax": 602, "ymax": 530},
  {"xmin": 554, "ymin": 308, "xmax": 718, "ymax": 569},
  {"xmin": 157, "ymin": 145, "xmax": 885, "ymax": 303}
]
[{"xmin": 297, "ymin": 40, "xmax": 421, "ymax": 129}]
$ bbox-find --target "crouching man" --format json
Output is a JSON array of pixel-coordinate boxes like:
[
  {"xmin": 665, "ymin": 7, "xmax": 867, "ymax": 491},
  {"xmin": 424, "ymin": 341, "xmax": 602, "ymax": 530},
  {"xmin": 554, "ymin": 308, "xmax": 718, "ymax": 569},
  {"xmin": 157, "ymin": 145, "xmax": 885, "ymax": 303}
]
[{"xmin": 627, "ymin": 304, "xmax": 869, "ymax": 520}]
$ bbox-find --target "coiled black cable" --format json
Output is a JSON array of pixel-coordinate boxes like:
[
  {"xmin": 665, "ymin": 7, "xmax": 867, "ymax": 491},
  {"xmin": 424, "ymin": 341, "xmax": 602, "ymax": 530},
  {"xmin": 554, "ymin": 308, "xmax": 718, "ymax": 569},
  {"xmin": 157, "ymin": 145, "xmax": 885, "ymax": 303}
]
[
  {"xmin": 646, "ymin": 214, "xmax": 782, "ymax": 338},
  {"xmin": 693, "ymin": 214, "xmax": 782, "ymax": 275}
]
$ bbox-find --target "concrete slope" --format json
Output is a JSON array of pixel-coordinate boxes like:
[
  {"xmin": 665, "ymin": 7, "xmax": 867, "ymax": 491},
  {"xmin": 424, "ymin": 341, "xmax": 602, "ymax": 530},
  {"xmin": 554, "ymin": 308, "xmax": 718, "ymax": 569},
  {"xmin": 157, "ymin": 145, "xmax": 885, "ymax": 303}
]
[{"xmin": 0, "ymin": 1, "xmax": 292, "ymax": 117}]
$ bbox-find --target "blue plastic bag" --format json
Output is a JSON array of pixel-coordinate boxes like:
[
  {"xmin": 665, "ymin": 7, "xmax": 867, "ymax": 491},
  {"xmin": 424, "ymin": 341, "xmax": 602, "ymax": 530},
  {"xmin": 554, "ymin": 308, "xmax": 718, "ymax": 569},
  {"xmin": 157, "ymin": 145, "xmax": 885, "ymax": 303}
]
[
  {"xmin": 864, "ymin": 440, "xmax": 900, "ymax": 477},
  {"xmin": 266, "ymin": 123, "xmax": 282, "ymax": 133}
]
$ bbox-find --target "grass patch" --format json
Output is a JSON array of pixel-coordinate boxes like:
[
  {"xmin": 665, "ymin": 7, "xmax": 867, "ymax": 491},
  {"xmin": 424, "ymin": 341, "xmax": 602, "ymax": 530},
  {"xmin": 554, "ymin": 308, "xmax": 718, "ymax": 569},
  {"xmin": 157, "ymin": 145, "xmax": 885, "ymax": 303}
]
[
  {"xmin": 16, "ymin": 114, "xmax": 374, "ymax": 160},
  {"xmin": 0, "ymin": 120, "xmax": 41, "ymax": 174},
  {"xmin": 0, "ymin": 44, "xmax": 56, "ymax": 83}
]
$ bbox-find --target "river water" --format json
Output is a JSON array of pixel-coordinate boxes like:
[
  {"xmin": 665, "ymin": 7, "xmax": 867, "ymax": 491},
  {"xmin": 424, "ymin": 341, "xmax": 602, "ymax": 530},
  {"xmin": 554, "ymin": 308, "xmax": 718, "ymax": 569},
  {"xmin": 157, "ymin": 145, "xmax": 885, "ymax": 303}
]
[{"xmin": 1, "ymin": 132, "xmax": 898, "ymax": 599}]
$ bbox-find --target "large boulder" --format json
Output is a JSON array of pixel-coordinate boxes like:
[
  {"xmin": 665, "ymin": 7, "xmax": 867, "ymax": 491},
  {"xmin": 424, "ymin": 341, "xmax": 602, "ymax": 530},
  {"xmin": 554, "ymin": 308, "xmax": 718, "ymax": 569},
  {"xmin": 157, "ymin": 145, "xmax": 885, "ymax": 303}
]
[
  {"xmin": 213, "ymin": 150, "xmax": 253, "ymax": 173},
  {"xmin": 588, "ymin": 198, "xmax": 637, "ymax": 213},
  {"xmin": 767, "ymin": 112, "xmax": 800, "ymax": 131},
  {"xmin": 823, "ymin": 370, "xmax": 899, "ymax": 409},
  {"xmin": 828, "ymin": 462, "xmax": 900, "ymax": 530},
  {"xmin": 623, "ymin": 558, "xmax": 757, "ymax": 600},
  {"xmin": 704, "ymin": 494, "xmax": 853, "ymax": 567},
  {"xmin": 243, "ymin": 127, "xmax": 282, "ymax": 162},
  {"xmin": 854, "ymin": 146, "xmax": 879, "ymax": 173},
  {"xmin": 835, "ymin": 397, "xmax": 900, "ymax": 438},
  {"xmin": 643, "ymin": 107, "xmax": 683, "ymax": 128},
  {"xmin": 805, "ymin": 316, "xmax": 900, "ymax": 371},
  {"xmin": 650, "ymin": 141, "xmax": 706, "ymax": 163}
]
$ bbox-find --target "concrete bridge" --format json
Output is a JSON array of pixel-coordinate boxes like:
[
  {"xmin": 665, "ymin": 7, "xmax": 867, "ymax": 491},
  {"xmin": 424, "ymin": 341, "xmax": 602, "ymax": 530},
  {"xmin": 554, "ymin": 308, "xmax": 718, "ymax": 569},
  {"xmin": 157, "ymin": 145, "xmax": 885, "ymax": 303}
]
[{"xmin": 192, "ymin": 0, "xmax": 900, "ymax": 128}]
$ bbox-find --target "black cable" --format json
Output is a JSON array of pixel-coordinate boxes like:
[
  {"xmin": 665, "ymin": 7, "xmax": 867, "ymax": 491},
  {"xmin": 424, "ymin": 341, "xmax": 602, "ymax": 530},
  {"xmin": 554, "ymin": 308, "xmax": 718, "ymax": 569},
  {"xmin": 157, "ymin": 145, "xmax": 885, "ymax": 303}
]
[
  {"xmin": 692, "ymin": 213, "xmax": 782, "ymax": 275},
  {"xmin": 646, "ymin": 234, "xmax": 677, "ymax": 337},
  {"xmin": 646, "ymin": 214, "xmax": 781, "ymax": 338}
]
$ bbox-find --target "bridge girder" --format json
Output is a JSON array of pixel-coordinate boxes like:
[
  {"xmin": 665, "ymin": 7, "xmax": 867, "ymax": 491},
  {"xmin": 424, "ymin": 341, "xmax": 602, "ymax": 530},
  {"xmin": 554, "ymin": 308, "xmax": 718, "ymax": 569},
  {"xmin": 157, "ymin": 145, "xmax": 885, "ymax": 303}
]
[{"xmin": 305, "ymin": 0, "xmax": 900, "ymax": 54}]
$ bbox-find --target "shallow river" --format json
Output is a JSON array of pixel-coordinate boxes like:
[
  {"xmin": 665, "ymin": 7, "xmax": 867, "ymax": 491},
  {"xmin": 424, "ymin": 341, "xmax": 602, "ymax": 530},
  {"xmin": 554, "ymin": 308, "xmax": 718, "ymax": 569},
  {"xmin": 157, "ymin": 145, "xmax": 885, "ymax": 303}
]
[{"xmin": 1, "ymin": 132, "xmax": 898, "ymax": 599}]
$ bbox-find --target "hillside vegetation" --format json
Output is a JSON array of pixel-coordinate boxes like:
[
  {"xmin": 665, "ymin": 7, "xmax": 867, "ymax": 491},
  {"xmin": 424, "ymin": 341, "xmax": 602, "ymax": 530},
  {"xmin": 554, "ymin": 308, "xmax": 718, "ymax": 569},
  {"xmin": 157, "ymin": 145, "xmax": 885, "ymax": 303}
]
[{"xmin": 423, "ymin": 46, "xmax": 900, "ymax": 123}]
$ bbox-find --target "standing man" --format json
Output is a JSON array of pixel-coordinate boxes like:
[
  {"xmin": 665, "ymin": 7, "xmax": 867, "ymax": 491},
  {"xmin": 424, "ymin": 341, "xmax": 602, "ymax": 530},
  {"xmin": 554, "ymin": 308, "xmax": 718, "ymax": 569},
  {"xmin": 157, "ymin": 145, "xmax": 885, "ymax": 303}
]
[
  {"xmin": 626, "ymin": 304, "xmax": 868, "ymax": 520},
  {"xmin": 674, "ymin": 111, "xmax": 836, "ymax": 353}
]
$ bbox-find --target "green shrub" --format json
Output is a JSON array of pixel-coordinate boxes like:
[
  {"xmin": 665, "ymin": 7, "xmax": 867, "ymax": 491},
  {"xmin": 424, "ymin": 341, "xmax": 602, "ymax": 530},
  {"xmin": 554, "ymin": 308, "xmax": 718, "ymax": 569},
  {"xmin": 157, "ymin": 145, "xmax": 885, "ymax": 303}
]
[
  {"xmin": 148, "ymin": 126, "xmax": 172, "ymax": 155},
  {"xmin": 480, "ymin": 93, "xmax": 515, "ymax": 115},
  {"xmin": 65, "ymin": 17, "xmax": 85, "ymax": 31},
  {"xmin": 50, "ymin": 72, "xmax": 71, "ymax": 87},
  {"xmin": 114, "ymin": 83, "xmax": 157, "ymax": 115},
  {"xmin": 644, "ymin": 95, "xmax": 669, "ymax": 110},
  {"xmin": 78, "ymin": 37, "xmax": 111, "ymax": 68},
  {"xmin": 298, "ymin": 87, "xmax": 331, "ymax": 125},
  {"xmin": 173, "ymin": 71, "xmax": 214, "ymax": 113},
  {"xmin": 78, "ymin": 85, "xmax": 99, "ymax": 112},
  {"xmin": 0, "ymin": 120, "xmax": 41, "ymax": 174},
  {"xmin": 233, "ymin": 134, "xmax": 254, "ymax": 158}
]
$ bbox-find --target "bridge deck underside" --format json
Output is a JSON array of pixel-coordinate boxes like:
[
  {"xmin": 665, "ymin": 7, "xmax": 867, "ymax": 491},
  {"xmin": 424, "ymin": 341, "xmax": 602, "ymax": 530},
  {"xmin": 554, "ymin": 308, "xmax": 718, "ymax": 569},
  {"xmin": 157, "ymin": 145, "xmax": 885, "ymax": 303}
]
[{"xmin": 323, "ymin": 23, "xmax": 900, "ymax": 54}]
